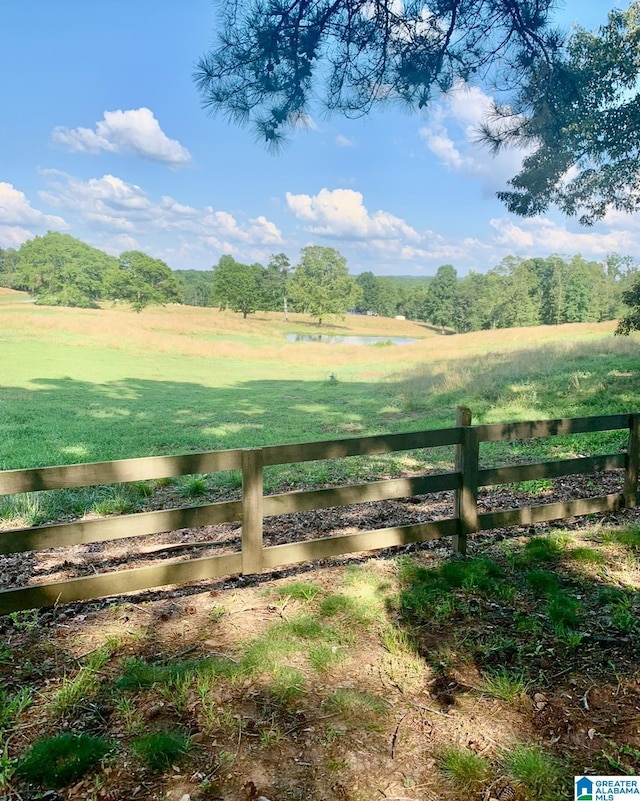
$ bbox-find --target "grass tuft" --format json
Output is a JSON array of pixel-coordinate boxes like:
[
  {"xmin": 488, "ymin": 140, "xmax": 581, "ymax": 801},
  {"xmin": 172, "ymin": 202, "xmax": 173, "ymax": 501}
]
[
  {"xmin": 503, "ymin": 744, "xmax": 563, "ymax": 800},
  {"xmin": 0, "ymin": 687, "xmax": 33, "ymax": 731},
  {"xmin": 132, "ymin": 730, "xmax": 191, "ymax": 772},
  {"xmin": 273, "ymin": 582, "xmax": 323, "ymax": 602},
  {"xmin": 481, "ymin": 668, "xmax": 529, "ymax": 702},
  {"xmin": 326, "ymin": 688, "xmax": 389, "ymax": 724},
  {"xmin": 54, "ymin": 644, "xmax": 113, "ymax": 714},
  {"xmin": 16, "ymin": 734, "xmax": 111, "ymax": 788},
  {"xmin": 399, "ymin": 557, "xmax": 502, "ymax": 625},
  {"xmin": 546, "ymin": 593, "xmax": 581, "ymax": 629},
  {"xmin": 602, "ymin": 527, "xmax": 640, "ymax": 549},
  {"xmin": 269, "ymin": 666, "xmax": 306, "ymax": 704},
  {"xmin": 569, "ymin": 546, "xmax": 605, "ymax": 564},
  {"xmin": 438, "ymin": 747, "xmax": 491, "ymax": 791},
  {"xmin": 525, "ymin": 570, "xmax": 561, "ymax": 596},
  {"xmin": 115, "ymin": 654, "xmax": 239, "ymax": 691},
  {"xmin": 519, "ymin": 536, "xmax": 566, "ymax": 565}
]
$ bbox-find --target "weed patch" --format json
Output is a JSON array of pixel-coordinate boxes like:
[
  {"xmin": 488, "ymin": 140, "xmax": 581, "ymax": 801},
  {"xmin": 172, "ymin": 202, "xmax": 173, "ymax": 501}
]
[
  {"xmin": 131, "ymin": 731, "xmax": 191, "ymax": 772},
  {"xmin": 438, "ymin": 747, "xmax": 491, "ymax": 792},
  {"xmin": 16, "ymin": 734, "xmax": 112, "ymax": 788}
]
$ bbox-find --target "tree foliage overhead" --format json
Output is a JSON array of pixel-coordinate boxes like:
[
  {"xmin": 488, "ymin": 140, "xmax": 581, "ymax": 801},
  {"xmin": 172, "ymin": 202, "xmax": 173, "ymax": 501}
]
[
  {"xmin": 487, "ymin": 2, "xmax": 640, "ymax": 224},
  {"xmin": 197, "ymin": 1, "xmax": 640, "ymax": 222},
  {"xmin": 195, "ymin": 0, "xmax": 561, "ymax": 148}
]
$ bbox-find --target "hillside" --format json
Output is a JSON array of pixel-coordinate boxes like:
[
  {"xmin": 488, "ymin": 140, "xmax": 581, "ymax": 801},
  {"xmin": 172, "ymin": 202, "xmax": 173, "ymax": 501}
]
[{"xmin": 2, "ymin": 293, "xmax": 640, "ymax": 799}]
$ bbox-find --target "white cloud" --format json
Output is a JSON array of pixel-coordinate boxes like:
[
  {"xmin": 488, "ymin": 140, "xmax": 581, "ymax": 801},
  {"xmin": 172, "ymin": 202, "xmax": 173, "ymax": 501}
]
[
  {"xmin": 101, "ymin": 234, "xmax": 143, "ymax": 255},
  {"xmin": 419, "ymin": 83, "xmax": 530, "ymax": 195},
  {"xmin": 39, "ymin": 172, "xmax": 153, "ymax": 232},
  {"xmin": 0, "ymin": 182, "xmax": 68, "ymax": 246},
  {"xmin": 52, "ymin": 108, "xmax": 192, "ymax": 166},
  {"xmin": 0, "ymin": 225, "xmax": 34, "ymax": 248},
  {"xmin": 249, "ymin": 216, "xmax": 283, "ymax": 245},
  {"xmin": 0, "ymin": 182, "xmax": 68, "ymax": 228},
  {"xmin": 38, "ymin": 170, "xmax": 282, "ymax": 255},
  {"xmin": 286, "ymin": 187, "xmax": 420, "ymax": 242},
  {"xmin": 335, "ymin": 135, "xmax": 354, "ymax": 147},
  {"xmin": 489, "ymin": 216, "xmax": 636, "ymax": 256}
]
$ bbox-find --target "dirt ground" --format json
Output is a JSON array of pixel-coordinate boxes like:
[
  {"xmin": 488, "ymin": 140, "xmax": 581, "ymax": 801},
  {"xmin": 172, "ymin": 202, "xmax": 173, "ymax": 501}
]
[{"xmin": 1, "ymin": 473, "xmax": 639, "ymax": 800}]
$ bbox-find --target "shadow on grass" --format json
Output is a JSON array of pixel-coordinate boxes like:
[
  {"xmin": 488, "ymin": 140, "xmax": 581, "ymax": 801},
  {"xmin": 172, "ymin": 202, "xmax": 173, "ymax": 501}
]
[
  {"xmin": 3, "ymin": 521, "xmax": 639, "ymax": 801},
  {"xmin": 4, "ymin": 338, "xmax": 640, "ymax": 473},
  {"xmin": 1, "ymin": 373, "xmax": 428, "ymax": 471},
  {"xmin": 395, "ymin": 526, "xmax": 640, "ymax": 777}
]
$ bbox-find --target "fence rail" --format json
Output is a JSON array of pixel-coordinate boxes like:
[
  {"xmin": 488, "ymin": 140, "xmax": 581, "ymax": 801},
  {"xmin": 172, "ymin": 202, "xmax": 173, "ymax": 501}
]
[{"xmin": 1, "ymin": 409, "xmax": 638, "ymax": 614}]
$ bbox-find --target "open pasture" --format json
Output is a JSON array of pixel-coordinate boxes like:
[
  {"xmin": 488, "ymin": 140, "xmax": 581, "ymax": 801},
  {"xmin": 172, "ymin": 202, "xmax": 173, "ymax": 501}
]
[
  {"xmin": 1, "ymin": 289, "xmax": 640, "ymax": 800},
  {"xmin": 1, "ymin": 289, "xmax": 635, "ymax": 528},
  {"xmin": 0, "ymin": 288, "xmax": 629, "ymax": 469},
  {"xmin": 1, "ymin": 288, "xmax": 637, "ymax": 527}
]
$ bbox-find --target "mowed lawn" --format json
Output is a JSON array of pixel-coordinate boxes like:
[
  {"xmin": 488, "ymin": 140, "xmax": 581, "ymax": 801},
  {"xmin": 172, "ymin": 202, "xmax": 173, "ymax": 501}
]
[{"xmin": 2, "ymin": 288, "xmax": 635, "ymax": 475}]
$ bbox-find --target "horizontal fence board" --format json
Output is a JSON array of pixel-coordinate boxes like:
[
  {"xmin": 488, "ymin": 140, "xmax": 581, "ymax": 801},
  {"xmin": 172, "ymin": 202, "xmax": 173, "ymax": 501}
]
[
  {"xmin": 0, "ymin": 450, "xmax": 243, "ymax": 496},
  {"xmin": 0, "ymin": 500, "xmax": 242, "ymax": 555},
  {"xmin": 477, "ymin": 493, "xmax": 624, "ymax": 530},
  {"xmin": 2, "ymin": 412, "xmax": 638, "ymax": 615},
  {"xmin": 263, "ymin": 473, "xmax": 459, "ymax": 516},
  {"xmin": 474, "ymin": 414, "xmax": 630, "ymax": 443},
  {"xmin": 261, "ymin": 518, "xmax": 458, "ymax": 569},
  {"xmin": 478, "ymin": 453, "xmax": 626, "ymax": 487},
  {"xmin": 0, "ymin": 551, "xmax": 243, "ymax": 615},
  {"xmin": 261, "ymin": 428, "xmax": 461, "ymax": 466}
]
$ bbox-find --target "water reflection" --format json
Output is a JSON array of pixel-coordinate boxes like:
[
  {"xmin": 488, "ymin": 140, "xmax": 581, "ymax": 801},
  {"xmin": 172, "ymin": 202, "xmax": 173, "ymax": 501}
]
[{"xmin": 285, "ymin": 334, "xmax": 418, "ymax": 345}]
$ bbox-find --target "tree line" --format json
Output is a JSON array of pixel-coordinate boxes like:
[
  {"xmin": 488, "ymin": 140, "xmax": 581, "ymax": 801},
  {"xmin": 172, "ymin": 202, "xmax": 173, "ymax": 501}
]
[
  {"xmin": 0, "ymin": 232, "xmax": 181, "ymax": 312},
  {"xmin": 2, "ymin": 232, "xmax": 640, "ymax": 333},
  {"xmin": 408, "ymin": 256, "xmax": 638, "ymax": 333},
  {"xmin": 199, "ymin": 251, "xmax": 640, "ymax": 333}
]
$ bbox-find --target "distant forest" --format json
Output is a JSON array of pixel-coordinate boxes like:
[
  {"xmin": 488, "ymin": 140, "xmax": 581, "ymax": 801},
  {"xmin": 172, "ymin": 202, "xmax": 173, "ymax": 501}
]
[{"xmin": 1, "ymin": 232, "xmax": 637, "ymax": 332}]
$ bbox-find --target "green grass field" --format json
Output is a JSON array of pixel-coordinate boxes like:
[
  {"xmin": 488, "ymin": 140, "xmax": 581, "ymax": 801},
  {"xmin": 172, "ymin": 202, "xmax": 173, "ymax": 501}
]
[
  {"xmin": 2, "ymin": 289, "xmax": 640, "ymax": 799},
  {"xmin": 2, "ymin": 287, "xmax": 639, "ymax": 524},
  {"xmin": 2, "ymin": 289, "xmax": 634, "ymax": 464}
]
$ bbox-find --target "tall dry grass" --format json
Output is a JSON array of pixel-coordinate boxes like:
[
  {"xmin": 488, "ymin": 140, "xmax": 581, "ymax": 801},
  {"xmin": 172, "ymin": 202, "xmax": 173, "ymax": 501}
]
[{"xmin": 1, "ymin": 291, "xmax": 619, "ymax": 370}]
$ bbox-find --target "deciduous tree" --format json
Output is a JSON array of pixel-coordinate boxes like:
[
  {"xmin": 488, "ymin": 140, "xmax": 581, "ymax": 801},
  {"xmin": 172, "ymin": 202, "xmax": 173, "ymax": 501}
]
[
  {"xmin": 487, "ymin": 3, "xmax": 640, "ymax": 224},
  {"xmin": 424, "ymin": 264, "xmax": 458, "ymax": 332},
  {"xmin": 263, "ymin": 252, "xmax": 292, "ymax": 319},
  {"xmin": 105, "ymin": 251, "xmax": 182, "ymax": 312},
  {"xmin": 15, "ymin": 232, "xmax": 116, "ymax": 307},
  {"xmin": 289, "ymin": 246, "xmax": 360, "ymax": 325},
  {"xmin": 211, "ymin": 254, "xmax": 265, "ymax": 318}
]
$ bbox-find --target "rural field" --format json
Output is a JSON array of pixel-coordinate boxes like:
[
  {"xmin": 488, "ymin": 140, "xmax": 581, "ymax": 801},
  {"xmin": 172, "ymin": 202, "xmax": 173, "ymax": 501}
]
[{"xmin": 1, "ymin": 287, "xmax": 640, "ymax": 801}]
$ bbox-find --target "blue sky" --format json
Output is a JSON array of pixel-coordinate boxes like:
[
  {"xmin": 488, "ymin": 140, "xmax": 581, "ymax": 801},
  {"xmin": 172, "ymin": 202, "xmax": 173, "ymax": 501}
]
[{"xmin": 0, "ymin": 0, "xmax": 629, "ymax": 276}]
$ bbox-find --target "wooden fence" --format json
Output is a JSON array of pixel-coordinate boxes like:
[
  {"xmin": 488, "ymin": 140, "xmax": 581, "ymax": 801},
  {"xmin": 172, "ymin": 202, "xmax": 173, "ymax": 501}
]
[{"xmin": 0, "ymin": 407, "xmax": 638, "ymax": 614}]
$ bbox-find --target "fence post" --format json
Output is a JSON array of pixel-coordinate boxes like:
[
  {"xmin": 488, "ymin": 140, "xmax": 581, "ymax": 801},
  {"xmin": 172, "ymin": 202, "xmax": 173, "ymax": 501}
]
[
  {"xmin": 453, "ymin": 405, "xmax": 479, "ymax": 555},
  {"xmin": 624, "ymin": 413, "xmax": 640, "ymax": 509},
  {"xmin": 241, "ymin": 448, "xmax": 264, "ymax": 574}
]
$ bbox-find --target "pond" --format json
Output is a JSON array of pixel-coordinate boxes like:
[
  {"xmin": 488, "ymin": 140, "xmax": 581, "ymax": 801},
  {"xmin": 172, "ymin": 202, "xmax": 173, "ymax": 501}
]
[{"xmin": 285, "ymin": 334, "xmax": 419, "ymax": 345}]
